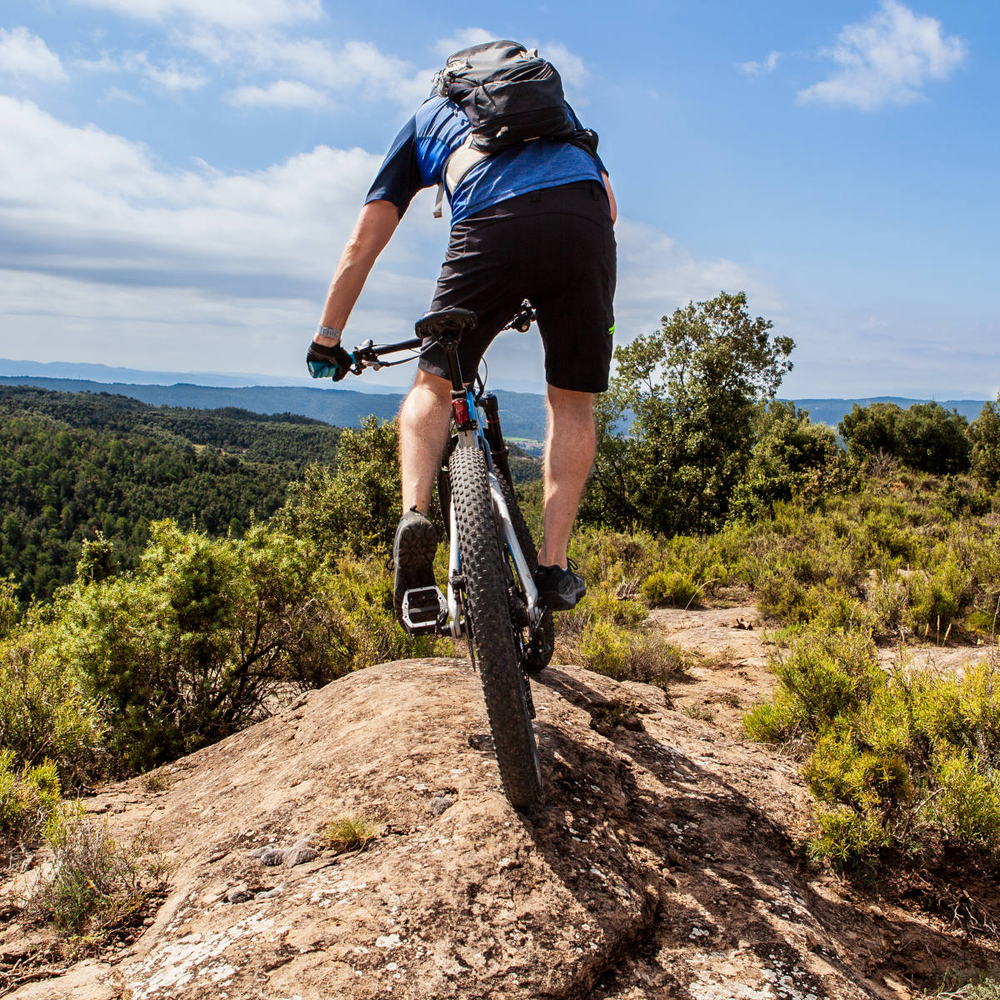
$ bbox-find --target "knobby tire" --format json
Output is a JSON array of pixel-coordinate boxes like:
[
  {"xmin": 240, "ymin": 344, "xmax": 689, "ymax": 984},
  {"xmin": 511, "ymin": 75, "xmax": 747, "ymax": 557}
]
[{"xmin": 449, "ymin": 445, "xmax": 542, "ymax": 808}]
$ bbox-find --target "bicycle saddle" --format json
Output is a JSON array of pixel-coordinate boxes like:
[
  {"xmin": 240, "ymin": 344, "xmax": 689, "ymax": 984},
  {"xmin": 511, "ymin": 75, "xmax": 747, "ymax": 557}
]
[{"xmin": 415, "ymin": 308, "xmax": 478, "ymax": 348}]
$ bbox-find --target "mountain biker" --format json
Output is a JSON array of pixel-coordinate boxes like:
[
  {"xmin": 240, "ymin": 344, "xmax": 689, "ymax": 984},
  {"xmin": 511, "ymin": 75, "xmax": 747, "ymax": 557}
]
[{"xmin": 307, "ymin": 40, "xmax": 617, "ymax": 620}]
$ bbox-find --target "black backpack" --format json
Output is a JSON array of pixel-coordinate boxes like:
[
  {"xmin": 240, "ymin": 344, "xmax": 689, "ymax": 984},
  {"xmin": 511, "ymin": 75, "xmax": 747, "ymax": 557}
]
[{"xmin": 435, "ymin": 40, "xmax": 597, "ymax": 156}]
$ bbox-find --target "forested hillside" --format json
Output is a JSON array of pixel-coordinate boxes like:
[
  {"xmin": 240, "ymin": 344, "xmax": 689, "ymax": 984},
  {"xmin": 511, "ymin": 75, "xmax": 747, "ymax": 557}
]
[
  {"xmin": 0, "ymin": 387, "xmax": 342, "ymax": 601},
  {"xmin": 0, "ymin": 376, "xmax": 551, "ymax": 440}
]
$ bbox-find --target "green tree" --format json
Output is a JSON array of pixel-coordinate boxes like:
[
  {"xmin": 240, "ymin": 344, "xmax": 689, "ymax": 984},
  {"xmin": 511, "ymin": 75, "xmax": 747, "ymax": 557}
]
[
  {"xmin": 840, "ymin": 401, "xmax": 970, "ymax": 475},
  {"xmin": 729, "ymin": 401, "xmax": 839, "ymax": 521},
  {"xmin": 898, "ymin": 402, "xmax": 970, "ymax": 474},
  {"xmin": 277, "ymin": 416, "xmax": 401, "ymax": 553},
  {"xmin": 584, "ymin": 291, "xmax": 794, "ymax": 535},
  {"xmin": 839, "ymin": 402, "xmax": 902, "ymax": 463},
  {"xmin": 969, "ymin": 396, "xmax": 1000, "ymax": 488}
]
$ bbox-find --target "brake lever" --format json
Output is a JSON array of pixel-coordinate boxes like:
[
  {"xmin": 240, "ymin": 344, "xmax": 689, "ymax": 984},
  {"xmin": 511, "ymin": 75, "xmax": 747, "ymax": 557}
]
[{"xmin": 351, "ymin": 339, "xmax": 376, "ymax": 374}]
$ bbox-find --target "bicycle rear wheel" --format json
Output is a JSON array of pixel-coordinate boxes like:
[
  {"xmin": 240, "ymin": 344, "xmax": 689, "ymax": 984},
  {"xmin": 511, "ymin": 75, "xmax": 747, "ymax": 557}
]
[{"xmin": 449, "ymin": 444, "xmax": 542, "ymax": 808}]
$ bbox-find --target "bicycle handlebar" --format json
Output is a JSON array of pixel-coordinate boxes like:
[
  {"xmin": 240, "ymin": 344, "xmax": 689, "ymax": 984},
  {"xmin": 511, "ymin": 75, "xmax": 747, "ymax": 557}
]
[{"xmin": 347, "ymin": 301, "xmax": 537, "ymax": 376}]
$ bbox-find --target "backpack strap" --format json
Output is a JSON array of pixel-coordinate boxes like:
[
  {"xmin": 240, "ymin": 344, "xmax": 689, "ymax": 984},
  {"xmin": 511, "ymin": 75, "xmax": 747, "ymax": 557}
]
[
  {"xmin": 444, "ymin": 134, "xmax": 489, "ymax": 193},
  {"xmin": 432, "ymin": 133, "xmax": 490, "ymax": 218}
]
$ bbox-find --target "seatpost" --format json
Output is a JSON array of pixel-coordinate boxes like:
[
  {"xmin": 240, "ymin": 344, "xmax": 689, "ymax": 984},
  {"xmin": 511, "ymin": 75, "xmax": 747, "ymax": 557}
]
[
  {"xmin": 444, "ymin": 344, "xmax": 465, "ymax": 393},
  {"xmin": 441, "ymin": 342, "xmax": 476, "ymax": 432}
]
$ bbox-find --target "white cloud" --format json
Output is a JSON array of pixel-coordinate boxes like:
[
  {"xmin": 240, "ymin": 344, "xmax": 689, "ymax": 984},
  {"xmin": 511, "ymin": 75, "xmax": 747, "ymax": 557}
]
[
  {"xmin": 0, "ymin": 95, "xmax": 441, "ymax": 379},
  {"xmin": 433, "ymin": 28, "xmax": 496, "ymax": 59},
  {"xmin": 75, "ymin": 49, "xmax": 209, "ymax": 93},
  {"xmin": 0, "ymin": 27, "xmax": 68, "ymax": 83},
  {"xmin": 540, "ymin": 42, "xmax": 587, "ymax": 89},
  {"xmin": 102, "ymin": 86, "xmax": 143, "ymax": 105},
  {"xmin": 140, "ymin": 58, "xmax": 209, "ymax": 92},
  {"xmin": 0, "ymin": 94, "xmax": 380, "ymax": 294},
  {"xmin": 70, "ymin": 0, "xmax": 322, "ymax": 30},
  {"xmin": 226, "ymin": 79, "xmax": 327, "ymax": 109},
  {"xmin": 739, "ymin": 51, "xmax": 782, "ymax": 76},
  {"xmin": 613, "ymin": 220, "xmax": 783, "ymax": 341},
  {"xmin": 799, "ymin": 0, "xmax": 966, "ymax": 110},
  {"xmin": 181, "ymin": 30, "xmax": 433, "ymax": 107}
]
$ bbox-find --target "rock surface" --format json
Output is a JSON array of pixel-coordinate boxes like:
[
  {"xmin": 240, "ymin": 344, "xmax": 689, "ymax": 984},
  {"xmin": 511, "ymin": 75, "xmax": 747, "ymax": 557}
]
[{"xmin": 4, "ymin": 652, "xmax": 996, "ymax": 999}]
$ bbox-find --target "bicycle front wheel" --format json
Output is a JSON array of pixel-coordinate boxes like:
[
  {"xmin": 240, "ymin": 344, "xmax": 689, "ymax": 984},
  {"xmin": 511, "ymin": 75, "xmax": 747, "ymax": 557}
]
[{"xmin": 449, "ymin": 444, "xmax": 542, "ymax": 808}]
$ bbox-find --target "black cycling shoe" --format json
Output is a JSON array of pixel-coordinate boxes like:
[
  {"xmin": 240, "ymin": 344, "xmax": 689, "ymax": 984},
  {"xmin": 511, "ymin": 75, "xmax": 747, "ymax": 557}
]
[
  {"xmin": 534, "ymin": 560, "xmax": 586, "ymax": 611},
  {"xmin": 392, "ymin": 508, "xmax": 438, "ymax": 621}
]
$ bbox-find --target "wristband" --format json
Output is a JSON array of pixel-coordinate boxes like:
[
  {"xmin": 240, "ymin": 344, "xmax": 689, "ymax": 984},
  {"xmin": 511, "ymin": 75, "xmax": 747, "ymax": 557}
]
[{"xmin": 315, "ymin": 324, "xmax": 342, "ymax": 342}]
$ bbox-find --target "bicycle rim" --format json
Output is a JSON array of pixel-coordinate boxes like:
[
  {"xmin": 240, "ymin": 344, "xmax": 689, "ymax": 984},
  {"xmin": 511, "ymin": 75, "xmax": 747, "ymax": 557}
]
[{"xmin": 449, "ymin": 444, "xmax": 542, "ymax": 808}]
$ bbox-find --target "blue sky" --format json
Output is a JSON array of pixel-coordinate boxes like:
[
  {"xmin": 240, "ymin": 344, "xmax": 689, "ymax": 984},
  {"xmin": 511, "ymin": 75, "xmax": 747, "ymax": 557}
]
[{"xmin": 0, "ymin": 0, "xmax": 995, "ymax": 397}]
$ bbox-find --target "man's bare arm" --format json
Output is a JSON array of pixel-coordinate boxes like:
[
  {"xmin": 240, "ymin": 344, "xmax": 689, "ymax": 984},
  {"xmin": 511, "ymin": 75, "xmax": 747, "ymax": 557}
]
[{"xmin": 314, "ymin": 199, "xmax": 401, "ymax": 345}]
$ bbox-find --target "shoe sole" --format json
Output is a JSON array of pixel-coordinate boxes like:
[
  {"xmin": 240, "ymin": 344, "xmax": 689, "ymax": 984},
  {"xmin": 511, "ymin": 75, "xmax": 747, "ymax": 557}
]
[
  {"xmin": 393, "ymin": 520, "xmax": 438, "ymax": 616},
  {"xmin": 536, "ymin": 582, "xmax": 587, "ymax": 612}
]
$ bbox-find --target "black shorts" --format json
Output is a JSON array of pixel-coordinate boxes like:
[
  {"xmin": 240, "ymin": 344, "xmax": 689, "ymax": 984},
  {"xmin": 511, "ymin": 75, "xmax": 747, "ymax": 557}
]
[{"xmin": 418, "ymin": 180, "xmax": 617, "ymax": 394}]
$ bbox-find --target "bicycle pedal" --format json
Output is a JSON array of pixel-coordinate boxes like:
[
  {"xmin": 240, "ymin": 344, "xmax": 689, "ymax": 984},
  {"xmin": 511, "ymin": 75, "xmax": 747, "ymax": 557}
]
[{"xmin": 401, "ymin": 586, "xmax": 448, "ymax": 635}]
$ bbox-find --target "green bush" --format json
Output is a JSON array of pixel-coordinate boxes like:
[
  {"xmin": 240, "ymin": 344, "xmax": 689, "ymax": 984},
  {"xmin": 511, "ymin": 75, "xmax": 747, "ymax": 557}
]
[
  {"xmin": 0, "ymin": 625, "xmax": 104, "ymax": 783},
  {"xmin": 0, "ymin": 749, "xmax": 61, "ymax": 851},
  {"xmin": 747, "ymin": 625, "xmax": 1000, "ymax": 871},
  {"xmin": 57, "ymin": 520, "xmax": 346, "ymax": 773},
  {"xmin": 742, "ymin": 628, "xmax": 883, "ymax": 744},
  {"xmin": 0, "ymin": 574, "xmax": 19, "ymax": 641},
  {"xmin": 276, "ymin": 416, "xmax": 401, "ymax": 553},
  {"xmin": 575, "ymin": 620, "xmax": 686, "ymax": 689},
  {"xmin": 641, "ymin": 569, "xmax": 701, "ymax": 608}
]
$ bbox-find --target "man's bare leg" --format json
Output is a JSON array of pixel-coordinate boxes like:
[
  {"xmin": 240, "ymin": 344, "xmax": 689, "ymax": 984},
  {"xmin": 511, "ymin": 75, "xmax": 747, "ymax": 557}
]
[
  {"xmin": 538, "ymin": 385, "xmax": 596, "ymax": 568},
  {"xmin": 398, "ymin": 368, "xmax": 452, "ymax": 514}
]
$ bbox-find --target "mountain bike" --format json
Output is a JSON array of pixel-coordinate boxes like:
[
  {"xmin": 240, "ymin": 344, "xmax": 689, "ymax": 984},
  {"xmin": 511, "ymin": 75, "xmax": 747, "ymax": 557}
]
[{"xmin": 345, "ymin": 303, "xmax": 554, "ymax": 809}]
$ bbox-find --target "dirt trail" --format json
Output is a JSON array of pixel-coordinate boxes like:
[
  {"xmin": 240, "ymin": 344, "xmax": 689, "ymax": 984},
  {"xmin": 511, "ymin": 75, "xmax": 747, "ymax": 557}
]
[{"xmin": 4, "ymin": 645, "xmax": 997, "ymax": 999}]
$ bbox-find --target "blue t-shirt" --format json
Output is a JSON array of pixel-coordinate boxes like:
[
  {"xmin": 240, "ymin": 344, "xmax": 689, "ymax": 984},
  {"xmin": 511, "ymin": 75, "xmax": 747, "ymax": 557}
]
[{"xmin": 365, "ymin": 95, "xmax": 606, "ymax": 225}]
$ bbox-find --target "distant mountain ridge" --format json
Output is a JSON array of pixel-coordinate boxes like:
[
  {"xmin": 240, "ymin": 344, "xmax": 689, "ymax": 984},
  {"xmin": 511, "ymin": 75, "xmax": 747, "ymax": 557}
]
[
  {"xmin": 790, "ymin": 396, "xmax": 991, "ymax": 426},
  {"xmin": 0, "ymin": 375, "xmax": 550, "ymax": 441},
  {"xmin": 0, "ymin": 371, "xmax": 990, "ymax": 441}
]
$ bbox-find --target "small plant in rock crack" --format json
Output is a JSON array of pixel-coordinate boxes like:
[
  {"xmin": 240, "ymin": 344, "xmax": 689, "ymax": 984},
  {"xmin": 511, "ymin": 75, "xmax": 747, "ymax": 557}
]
[
  {"xmin": 590, "ymin": 698, "xmax": 644, "ymax": 732},
  {"xmin": 139, "ymin": 771, "xmax": 173, "ymax": 793},
  {"xmin": 683, "ymin": 703, "xmax": 715, "ymax": 722},
  {"xmin": 22, "ymin": 817, "xmax": 168, "ymax": 947},
  {"xmin": 324, "ymin": 814, "xmax": 380, "ymax": 854}
]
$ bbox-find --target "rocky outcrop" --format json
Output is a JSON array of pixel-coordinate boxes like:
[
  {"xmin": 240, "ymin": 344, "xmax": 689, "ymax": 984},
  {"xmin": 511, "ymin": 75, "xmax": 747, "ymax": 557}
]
[{"xmin": 5, "ymin": 659, "xmax": 991, "ymax": 999}]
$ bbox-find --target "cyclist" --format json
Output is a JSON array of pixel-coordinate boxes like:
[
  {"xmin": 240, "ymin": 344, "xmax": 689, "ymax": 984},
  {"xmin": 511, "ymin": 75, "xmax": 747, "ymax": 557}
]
[{"xmin": 307, "ymin": 41, "xmax": 617, "ymax": 619}]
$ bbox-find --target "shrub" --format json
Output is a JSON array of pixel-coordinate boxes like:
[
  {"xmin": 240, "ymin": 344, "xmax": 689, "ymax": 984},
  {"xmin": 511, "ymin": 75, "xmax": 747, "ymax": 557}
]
[
  {"xmin": 743, "ymin": 628, "xmax": 883, "ymax": 745},
  {"xmin": 0, "ymin": 625, "xmax": 104, "ymax": 784},
  {"xmin": 969, "ymin": 397, "xmax": 1000, "ymax": 489},
  {"xmin": 755, "ymin": 576, "xmax": 824, "ymax": 624},
  {"xmin": 23, "ymin": 818, "xmax": 168, "ymax": 943},
  {"xmin": 747, "ymin": 625, "xmax": 1000, "ymax": 871},
  {"xmin": 276, "ymin": 416, "xmax": 401, "ymax": 553},
  {"xmin": 575, "ymin": 620, "xmax": 686, "ymax": 689},
  {"xmin": 0, "ymin": 750, "xmax": 61, "ymax": 852},
  {"xmin": 0, "ymin": 574, "xmax": 19, "ymax": 641},
  {"xmin": 641, "ymin": 569, "xmax": 701, "ymax": 608},
  {"xmin": 54, "ymin": 520, "xmax": 371, "ymax": 774},
  {"xmin": 906, "ymin": 556, "xmax": 971, "ymax": 639}
]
